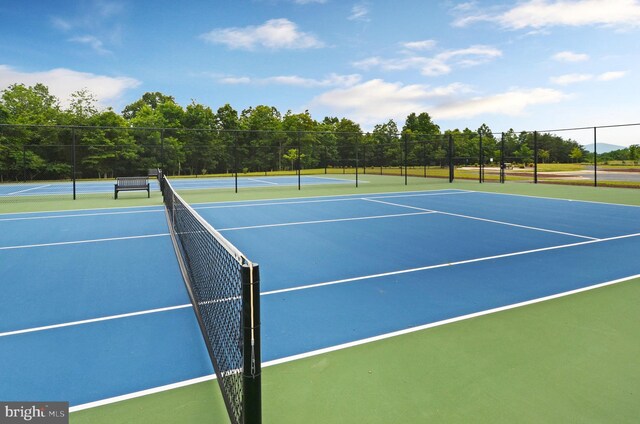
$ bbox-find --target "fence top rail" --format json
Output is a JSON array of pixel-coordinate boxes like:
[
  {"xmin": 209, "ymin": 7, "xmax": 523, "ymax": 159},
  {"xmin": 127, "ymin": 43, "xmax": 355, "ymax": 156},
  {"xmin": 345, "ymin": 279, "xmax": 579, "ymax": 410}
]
[{"xmin": 2, "ymin": 122, "xmax": 640, "ymax": 138}]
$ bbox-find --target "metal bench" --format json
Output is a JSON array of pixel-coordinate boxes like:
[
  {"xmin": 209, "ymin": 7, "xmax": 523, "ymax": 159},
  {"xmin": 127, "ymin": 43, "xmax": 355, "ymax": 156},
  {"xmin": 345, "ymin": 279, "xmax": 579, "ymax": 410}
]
[{"xmin": 114, "ymin": 176, "xmax": 150, "ymax": 199}]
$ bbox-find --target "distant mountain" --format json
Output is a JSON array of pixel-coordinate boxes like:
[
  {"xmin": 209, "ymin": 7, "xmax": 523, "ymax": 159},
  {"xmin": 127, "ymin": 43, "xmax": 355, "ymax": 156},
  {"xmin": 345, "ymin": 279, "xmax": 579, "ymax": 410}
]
[{"xmin": 582, "ymin": 143, "xmax": 626, "ymax": 153}]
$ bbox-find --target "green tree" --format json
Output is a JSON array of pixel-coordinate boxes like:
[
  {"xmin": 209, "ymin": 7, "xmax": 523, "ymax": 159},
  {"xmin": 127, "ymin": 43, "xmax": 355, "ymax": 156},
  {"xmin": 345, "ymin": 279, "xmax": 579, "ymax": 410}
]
[
  {"xmin": 78, "ymin": 110, "xmax": 137, "ymax": 178},
  {"xmin": 122, "ymin": 92, "xmax": 176, "ymax": 120},
  {"xmin": 215, "ymin": 104, "xmax": 240, "ymax": 172},
  {"xmin": 181, "ymin": 101, "xmax": 220, "ymax": 175},
  {"xmin": 334, "ymin": 118, "xmax": 362, "ymax": 167},
  {"xmin": 402, "ymin": 112, "xmax": 441, "ymax": 167},
  {"xmin": 239, "ymin": 105, "xmax": 283, "ymax": 172},
  {"xmin": 538, "ymin": 149, "xmax": 550, "ymax": 163},
  {"xmin": 0, "ymin": 83, "xmax": 65, "ymax": 179},
  {"xmin": 283, "ymin": 148, "xmax": 305, "ymax": 171},
  {"xmin": 629, "ymin": 144, "xmax": 639, "ymax": 163},
  {"xmin": 63, "ymin": 89, "xmax": 99, "ymax": 125},
  {"xmin": 569, "ymin": 146, "xmax": 583, "ymax": 163}
]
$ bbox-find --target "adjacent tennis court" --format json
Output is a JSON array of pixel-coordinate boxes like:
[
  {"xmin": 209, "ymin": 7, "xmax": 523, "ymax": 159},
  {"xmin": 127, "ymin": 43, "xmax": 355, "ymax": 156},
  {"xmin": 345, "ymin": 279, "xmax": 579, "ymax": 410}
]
[
  {"xmin": 1, "ymin": 175, "xmax": 639, "ymax": 423},
  {"xmin": 0, "ymin": 175, "xmax": 353, "ymax": 197}
]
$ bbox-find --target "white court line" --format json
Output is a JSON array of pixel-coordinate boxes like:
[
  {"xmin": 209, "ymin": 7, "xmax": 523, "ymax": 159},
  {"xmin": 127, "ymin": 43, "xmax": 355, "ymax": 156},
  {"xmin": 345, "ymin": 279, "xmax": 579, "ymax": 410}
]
[
  {"xmin": 364, "ymin": 197, "xmax": 599, "ymax": 240},
  {"xmin": 264, "ymin": 273, "xmax": 640, "ymax": 365},
  {"xmin": 367, "ymin": 191, "xmax": 474, "ymax": 200},
  {"xmin": 0, "ymin": 202, "xmax": 164, "ymax": 218},
  {"xmin": 0, "ymin": 233, "xmax": 169, "ymax": 250},
  {"xmin": 69, "ymin": 374, "xmax": 217, "ymax": 412},
  {"xmin": 247, "ymin": 178, "xmax": 280, "ymax": 185},
  {"xmin": 0, "ymin": 208, "xmax": 163, "ymax": 222},
  {"xmin": 6, "ymin": 184, "xmax": 52, "ymax": 195},
  {"xmin": 262, "ymin": 231, "xmax": 640, "ymax": 296},
  {"xmin": 69, "ymin": 272, "xmax": 640, "ymax": 413},
  {"xmin": 7, "ymin": 231, "xmax": 640, "ymax": 337},
  {"xmin": 193, "ymin": 190, "xmax": 470, "ymax": 211},
  {"xmin": 472, "ymin": 189, "xmax": 640, "ymax": 209},
  {"xmin": 0, "ymin": 304, "xmax": 192, "ymax": 338},
  {"xmin": 218, "ymin": 211, "xmax": 436, "ymax": 232}
]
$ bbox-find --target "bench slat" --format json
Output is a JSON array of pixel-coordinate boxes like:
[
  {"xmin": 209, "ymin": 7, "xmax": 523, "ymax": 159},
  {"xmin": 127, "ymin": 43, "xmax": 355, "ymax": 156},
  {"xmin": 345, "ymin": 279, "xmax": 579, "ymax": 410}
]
[{"xmin": 115, "ymin": 176, "xmax": 150, "ymax": 199}]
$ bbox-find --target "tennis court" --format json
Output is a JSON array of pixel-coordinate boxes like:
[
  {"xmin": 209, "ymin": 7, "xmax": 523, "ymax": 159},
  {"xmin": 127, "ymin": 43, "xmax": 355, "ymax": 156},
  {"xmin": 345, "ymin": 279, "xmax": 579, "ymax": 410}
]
[
  {"xmin": 1, "ymin": 175, "xmax": 639, "ymax": 423},
  {"xmin": 0, "ymin": 175, "xmax": 353, "ymax": 197}
]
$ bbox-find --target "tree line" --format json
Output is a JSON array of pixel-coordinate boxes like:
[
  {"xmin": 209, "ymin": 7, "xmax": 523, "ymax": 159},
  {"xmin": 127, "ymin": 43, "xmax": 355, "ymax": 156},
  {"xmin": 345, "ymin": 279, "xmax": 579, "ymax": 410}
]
[{"xmin": 0, "ymin": 83, "xmax": 593, "ymax": 180}]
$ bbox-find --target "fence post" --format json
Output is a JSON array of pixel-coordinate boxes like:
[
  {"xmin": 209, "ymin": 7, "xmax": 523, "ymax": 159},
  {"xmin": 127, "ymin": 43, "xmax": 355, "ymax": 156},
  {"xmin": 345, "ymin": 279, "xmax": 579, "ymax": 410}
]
[
  {"xmin": 234, "ymin": 133, "xmax": 238, "ymax": 193},
  {"xmin": 534, "ymin": 131, "xmax": 538, "ymax": 184},
  {"xmin": 448, "ymin": 133, "xmax": 454, "ymax": 183},
  {"xmin": 593, "ymin": 127, "xmax": 598, "ymax": 187},
  {"xmin": 72, "ymin": 127, "xmax": 77, "ymax": 200},
  {"xmin": 297, "ymin": 131, "xmax": 301, "ymax": 190},
  {"xmin": 160, "ymin": 128, "xmax": 165, "ymax": 173},
  {"xmin": 403, "ymin": 133, "xmax": 408, "ymax": 185},
  {"xmin": 22, "ymin": 143, "xmax": 27, "ymax": 182},
  {"xmin": 478, "ymin": 131, "xmax": 483, "ymax": 183},
  {"xmin": 500, "ymin": 132, "xmax": 505, "ymax": 184}
]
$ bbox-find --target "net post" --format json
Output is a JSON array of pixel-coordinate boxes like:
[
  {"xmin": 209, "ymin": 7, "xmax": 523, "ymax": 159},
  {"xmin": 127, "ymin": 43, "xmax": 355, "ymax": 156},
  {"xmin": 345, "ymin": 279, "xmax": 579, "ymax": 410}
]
[{"xmin": 242, "ymin": 264, "xmax": 262, "ymax": 424}]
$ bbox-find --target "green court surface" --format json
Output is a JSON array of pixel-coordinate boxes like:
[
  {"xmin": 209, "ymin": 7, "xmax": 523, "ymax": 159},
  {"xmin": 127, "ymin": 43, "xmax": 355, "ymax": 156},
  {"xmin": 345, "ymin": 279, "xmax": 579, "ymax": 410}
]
[
  {"xmin": 71, "ymin": 277, "xmax": 640, "ymax": 424},
  {"xmin": 3, "ymin": 175, "xmax": 639, "ymax": 423}
]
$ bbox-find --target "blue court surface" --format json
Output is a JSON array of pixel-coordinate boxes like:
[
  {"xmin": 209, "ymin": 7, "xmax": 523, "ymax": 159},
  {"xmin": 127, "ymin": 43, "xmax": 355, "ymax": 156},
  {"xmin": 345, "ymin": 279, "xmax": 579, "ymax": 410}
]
[
  {"xmin": 0, "ymin": 175, "xmax": 353, "ymax": 196},
  {"xmin": 1, "ymin": 189, "xmax": 639, "ymax": 408}
]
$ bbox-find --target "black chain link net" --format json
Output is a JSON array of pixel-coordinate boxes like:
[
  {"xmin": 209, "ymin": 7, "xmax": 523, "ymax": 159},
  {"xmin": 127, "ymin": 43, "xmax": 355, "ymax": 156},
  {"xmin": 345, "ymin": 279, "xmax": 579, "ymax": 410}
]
[{"xmin": 163, "ymin": 176, "xmax": 251, "ymax": 424}]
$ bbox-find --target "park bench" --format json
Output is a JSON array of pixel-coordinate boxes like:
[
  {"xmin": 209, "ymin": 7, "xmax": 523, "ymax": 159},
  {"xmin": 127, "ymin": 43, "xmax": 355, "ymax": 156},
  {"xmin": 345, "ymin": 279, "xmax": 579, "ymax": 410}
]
[{"xmin": 114, "ymin": 176, "xmax": 150, "ymax": 199}]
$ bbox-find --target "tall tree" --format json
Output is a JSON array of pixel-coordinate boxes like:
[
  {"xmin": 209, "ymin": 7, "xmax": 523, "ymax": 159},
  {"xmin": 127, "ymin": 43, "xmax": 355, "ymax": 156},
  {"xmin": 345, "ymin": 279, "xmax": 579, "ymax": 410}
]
[
  {"xmin": 64, "ymin": 88, "xmax": 99, "ymax": 125},
  {"xmin": 121, "ymin": 92, "xmax": 176, "ymax": 120}
]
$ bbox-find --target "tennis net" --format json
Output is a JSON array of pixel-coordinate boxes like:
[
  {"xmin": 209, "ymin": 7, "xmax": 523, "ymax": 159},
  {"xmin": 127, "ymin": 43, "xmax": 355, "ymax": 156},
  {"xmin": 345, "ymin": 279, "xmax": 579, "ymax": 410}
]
[{"xmin": 160, "ymin": 175, "xmax": 261, "ymax": 424}]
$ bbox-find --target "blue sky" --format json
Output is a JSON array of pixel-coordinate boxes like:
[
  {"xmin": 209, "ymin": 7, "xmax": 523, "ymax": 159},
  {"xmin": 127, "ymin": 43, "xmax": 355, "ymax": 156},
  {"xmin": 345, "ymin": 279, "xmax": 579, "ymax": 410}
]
[{"xmin": 1, "ymin": 0, "xmax": 639, "ymax": 145}]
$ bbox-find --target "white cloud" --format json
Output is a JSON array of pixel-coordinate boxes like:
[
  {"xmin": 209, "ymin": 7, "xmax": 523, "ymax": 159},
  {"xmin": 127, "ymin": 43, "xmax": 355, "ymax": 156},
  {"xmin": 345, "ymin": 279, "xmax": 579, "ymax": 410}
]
[
  {"xmin": 200, "ymin": 18, "xmax": 324, "ymax": 50},
  {"xmin": 214, "ymin": 73, "xmax": 362, "ymax": 88},
  {"xmin": 49, "ymin": 1, "xmax": 126, "ymax": 56},
  {"xmin": 0, "ymin": 65, "xmax": 140, "ymax": 108},
  {"xmin": 310, "ymin": 79, "xmax": 566, "ymax": 125},
  {"xmin": 550, "ymin": 73, "xmax": 594, "ymax": 85},
  {"xmin": 51, "ymin": 17, "xmax": 72, "ymax": 31},
  {"xmin": 550, "ymin": 70, "xmax": 628, "ymax": 84},
  {"xmin": 453, "ymin": 0, "xmax": 640, "ymax": 29},
  {"xmin": 431, "ymin": 88, "xmax": 568, "ymax": 119},
  {"xmin": 597, "ymin": 70, "xmax": 628, "ymax": 80},
  {"xmin": 402, "ymin": 40, "xmax": 437, "ymax": 51},
  {"xmin": 353, "ymin": 45, "xmax": 502, "ymax": 76},
  {"xmin": 348, "ymin": 3, "xmax": 370, "ymax": 21},
  {"xmin": 310, "ymin": 79, "xmax": 474, "ymax": 125},
  {"xmin": 69, "ymin": 35, "xmax": 111, "ymax": 55},
  {"xmin": 552, "ymin": 51, "xmax": 589, "ymax": 62},
  {"xmin": 218, "ymin": 76, "xmax": 252, "ymax": 85}
]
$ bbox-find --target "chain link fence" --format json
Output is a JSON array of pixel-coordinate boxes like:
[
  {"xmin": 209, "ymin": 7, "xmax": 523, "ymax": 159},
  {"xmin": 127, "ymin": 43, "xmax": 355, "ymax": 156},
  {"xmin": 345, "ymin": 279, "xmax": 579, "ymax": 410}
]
[{"xmin": 1, "ymin": 123, "xmax": 639, "ymax": 202}]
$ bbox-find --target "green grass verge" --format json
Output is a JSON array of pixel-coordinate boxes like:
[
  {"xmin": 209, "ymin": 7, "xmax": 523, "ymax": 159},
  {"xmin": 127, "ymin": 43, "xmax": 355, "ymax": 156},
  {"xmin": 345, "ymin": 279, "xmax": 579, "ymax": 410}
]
[
  {"xmin": 2, "ymin": 172, "xmax": 638, "ymax": 214},
  {"xmin": 71, "ymin": 278, "xmax": 640, "ymax": 423}
]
